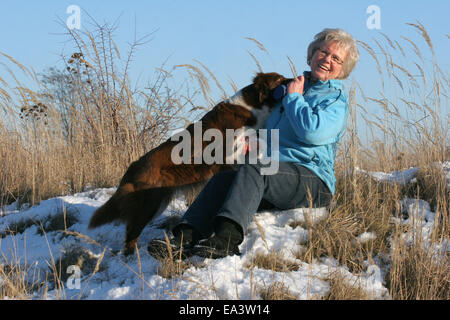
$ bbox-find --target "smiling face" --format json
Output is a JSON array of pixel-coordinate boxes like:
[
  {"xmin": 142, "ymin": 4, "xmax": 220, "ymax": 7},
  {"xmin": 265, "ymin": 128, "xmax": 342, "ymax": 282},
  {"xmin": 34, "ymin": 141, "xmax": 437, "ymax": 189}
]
[{"xmin": 309, "ymin": 41, "xmax": 348, "ymax": 82}]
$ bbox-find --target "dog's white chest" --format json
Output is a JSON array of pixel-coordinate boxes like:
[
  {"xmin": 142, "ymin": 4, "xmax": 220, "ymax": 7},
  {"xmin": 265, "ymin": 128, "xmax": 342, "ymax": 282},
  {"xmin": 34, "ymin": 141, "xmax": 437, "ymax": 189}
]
[{"xmin": 226, "ymin": 90, "xmax": 272, "ymax": 129}]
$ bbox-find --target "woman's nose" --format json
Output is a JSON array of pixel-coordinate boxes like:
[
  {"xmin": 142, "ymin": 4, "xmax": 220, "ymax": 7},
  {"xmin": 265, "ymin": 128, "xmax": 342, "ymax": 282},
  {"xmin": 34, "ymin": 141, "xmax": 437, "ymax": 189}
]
[{"xmin": 322, "ymin": 54, "xmax": 332, "ymax": 63}]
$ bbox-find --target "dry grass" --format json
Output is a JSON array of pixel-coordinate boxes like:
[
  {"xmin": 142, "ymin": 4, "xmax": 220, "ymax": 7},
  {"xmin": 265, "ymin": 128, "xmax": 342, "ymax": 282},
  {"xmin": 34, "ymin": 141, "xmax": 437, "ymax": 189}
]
[
  {"xmin": 0, "ymin": 261, "xmax": 45, "ymax": 299},
  {"xmin": 0, "ymin": 20, "xmax": 198, "ymax": 207},
  {"xmin": 157, "ymin": 257, "xmax": 196, "ymax": 279},
  {"xmin": 0, "ymin": 20, "xmax": 448, "ymax": 300},
  {"xmin": 246, "ymin": 251, "xmax": 300, "ymax": 273},
  {"xmin": 387, "ymin": 239, "xmax": 449, "ymax": 300},
  {"xmin": 322, "ymin": 272, "xmax": 369, "ymax": 300},
  {"xmin": 294, "ymin": 177, "xmax": 396, "ymax": 274},
  {"xmin": 154, "ymin": 235, "xmax": 197, "ymax": 279},
  {"xmin": 290, "ymin": 21, "xmax": 448, "ymax": 300},
  {"xmin": 258, "ymin": 281, "xmax": 297, "ymax": 300}
]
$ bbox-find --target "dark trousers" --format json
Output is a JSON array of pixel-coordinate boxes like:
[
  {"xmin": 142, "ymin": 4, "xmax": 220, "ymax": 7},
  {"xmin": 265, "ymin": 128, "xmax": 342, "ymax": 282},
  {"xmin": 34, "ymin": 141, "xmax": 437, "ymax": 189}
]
[{"xmin": 175, "ymin": 162, "xmax": 332, "ymax": 238}]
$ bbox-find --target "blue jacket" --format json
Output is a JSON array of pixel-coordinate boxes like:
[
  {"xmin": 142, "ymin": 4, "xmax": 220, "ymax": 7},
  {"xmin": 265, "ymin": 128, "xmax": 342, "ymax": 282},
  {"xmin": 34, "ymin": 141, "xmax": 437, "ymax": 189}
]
[{"xmin": 265, "ymin": 71, "xmax": 348, "ymax": 194}]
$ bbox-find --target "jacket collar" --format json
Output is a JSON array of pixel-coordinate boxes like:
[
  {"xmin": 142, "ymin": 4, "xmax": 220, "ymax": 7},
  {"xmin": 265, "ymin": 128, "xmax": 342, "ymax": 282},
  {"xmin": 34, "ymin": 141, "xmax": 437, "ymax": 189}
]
[{"xmin": 303, "ymin": 71, "xmax": 342, "ymax": 90}]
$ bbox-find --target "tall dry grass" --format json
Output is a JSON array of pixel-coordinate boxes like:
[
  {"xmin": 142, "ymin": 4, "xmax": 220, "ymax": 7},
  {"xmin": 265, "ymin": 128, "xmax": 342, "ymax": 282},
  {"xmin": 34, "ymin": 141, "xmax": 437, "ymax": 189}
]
[
  {"xmin": 0, "ymin": 21, "xmax": 448, "ymax": 300},
  {"xmin": 331, "ymin": 22, "xmax": 449, "ymax": 299},
  {"xmin": 0, "ymin": 21, "xmax": 201, "ymax": 208}
]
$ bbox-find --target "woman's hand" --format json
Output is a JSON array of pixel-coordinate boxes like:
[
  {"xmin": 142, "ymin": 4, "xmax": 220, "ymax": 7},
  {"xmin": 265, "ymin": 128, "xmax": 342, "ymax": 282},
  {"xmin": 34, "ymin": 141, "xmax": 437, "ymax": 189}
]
[{"xmin": 287, "ymin": 76, "xmax": 305, "ymax": 95}]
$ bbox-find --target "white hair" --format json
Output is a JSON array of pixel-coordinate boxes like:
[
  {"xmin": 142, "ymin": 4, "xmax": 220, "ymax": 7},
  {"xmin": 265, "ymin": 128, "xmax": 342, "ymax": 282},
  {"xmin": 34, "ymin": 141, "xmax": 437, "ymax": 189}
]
[{"xmin": 307, "ymin": 28, "xmax": 359, "ymax": 79}]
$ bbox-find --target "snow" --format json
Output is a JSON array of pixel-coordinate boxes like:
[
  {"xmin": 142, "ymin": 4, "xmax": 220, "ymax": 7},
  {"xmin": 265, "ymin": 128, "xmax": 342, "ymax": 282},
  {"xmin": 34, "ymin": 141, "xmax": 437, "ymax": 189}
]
[
  {"xmin": 444, "ymin": 161, "xmax": 450, "ymax": 190},
  {"xmin": 0, "ymin": 162, "xmax": 448, "ymax": 300},
  {"xmin": 356, "ymin": 232, "xmax": 377, "ymax": 243},
  {"xmin": 356, "ymin": 167, "xmax": 419, "ymax": 186}
]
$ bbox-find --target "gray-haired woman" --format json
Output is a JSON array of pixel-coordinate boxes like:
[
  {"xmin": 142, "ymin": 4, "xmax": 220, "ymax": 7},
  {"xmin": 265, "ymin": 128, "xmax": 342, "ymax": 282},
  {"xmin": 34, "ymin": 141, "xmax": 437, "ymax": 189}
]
[{"xmin": 148, "ymin": 28, "xmax": 359, "ymax": 259}]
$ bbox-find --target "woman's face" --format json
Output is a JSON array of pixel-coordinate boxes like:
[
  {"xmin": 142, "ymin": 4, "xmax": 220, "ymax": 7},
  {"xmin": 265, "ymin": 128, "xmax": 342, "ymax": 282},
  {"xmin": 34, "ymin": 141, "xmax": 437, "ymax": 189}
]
[{"xmin": 310, "ymin": 41, "xmax": 347, "ymax": 81}]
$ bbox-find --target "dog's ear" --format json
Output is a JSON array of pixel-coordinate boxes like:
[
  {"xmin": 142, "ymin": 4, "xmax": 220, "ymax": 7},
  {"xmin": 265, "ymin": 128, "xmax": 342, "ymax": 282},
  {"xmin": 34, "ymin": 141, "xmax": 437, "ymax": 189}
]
[{"xmin": 253, "ymin": 72, "xmax": 286, "ymax": 103}]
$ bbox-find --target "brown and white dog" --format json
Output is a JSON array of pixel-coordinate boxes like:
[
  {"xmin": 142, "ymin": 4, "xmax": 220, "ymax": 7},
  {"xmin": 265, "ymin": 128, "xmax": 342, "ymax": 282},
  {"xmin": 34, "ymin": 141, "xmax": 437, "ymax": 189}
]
[{"xmin": 88, "ymin": 72, "xmax": 289, "ymax": 255}]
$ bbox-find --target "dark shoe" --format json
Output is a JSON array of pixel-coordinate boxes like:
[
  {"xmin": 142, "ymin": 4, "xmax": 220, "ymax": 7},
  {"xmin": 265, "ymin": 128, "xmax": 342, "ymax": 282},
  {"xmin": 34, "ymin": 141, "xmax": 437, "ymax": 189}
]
[
  {"xmin": 193, "ymin": 217, "xmax": 243, "ymax": 259},
  {"xmin": 147, "ymin": 237, "xmax": 191, "ymax": 260},
  {"xmin": 193, "ymin": 235, "xmax": 241, "ymax": 259},
  {"xmin": 148, "ymin": 226, "xmax": 198, "ymax": 260}
]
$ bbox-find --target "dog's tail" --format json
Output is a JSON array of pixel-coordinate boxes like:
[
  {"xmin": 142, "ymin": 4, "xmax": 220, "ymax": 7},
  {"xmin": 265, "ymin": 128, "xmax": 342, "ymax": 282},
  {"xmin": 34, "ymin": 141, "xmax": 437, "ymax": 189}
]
[
  {"xmin": 88, "ymin": 182, "xmax": 139, "ymax": 229},
  {"xmin": 88, "ymin": 194, "xmax": 122, "ymax": 229}
]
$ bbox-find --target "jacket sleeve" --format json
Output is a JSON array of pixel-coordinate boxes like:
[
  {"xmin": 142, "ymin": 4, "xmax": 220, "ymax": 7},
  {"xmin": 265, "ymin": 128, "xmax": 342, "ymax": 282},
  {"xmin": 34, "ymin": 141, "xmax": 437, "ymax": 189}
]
[{"xmin": 281, "ymin": 90, "xmax": 348, "ymax": 145}]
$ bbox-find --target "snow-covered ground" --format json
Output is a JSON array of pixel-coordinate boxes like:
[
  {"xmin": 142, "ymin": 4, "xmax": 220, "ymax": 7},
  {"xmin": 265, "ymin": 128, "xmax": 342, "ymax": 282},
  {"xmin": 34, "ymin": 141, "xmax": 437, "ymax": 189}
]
[{"xmin": 0, "ymin": 161, "xmax": 448, "ymax": 300}]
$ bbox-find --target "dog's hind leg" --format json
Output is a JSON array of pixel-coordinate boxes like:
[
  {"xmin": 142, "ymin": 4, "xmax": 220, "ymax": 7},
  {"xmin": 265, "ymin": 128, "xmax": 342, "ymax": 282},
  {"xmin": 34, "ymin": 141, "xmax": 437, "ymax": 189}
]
[{"xmin": 122, "ymin": 187, "xmax": 174, "ymax": 255}]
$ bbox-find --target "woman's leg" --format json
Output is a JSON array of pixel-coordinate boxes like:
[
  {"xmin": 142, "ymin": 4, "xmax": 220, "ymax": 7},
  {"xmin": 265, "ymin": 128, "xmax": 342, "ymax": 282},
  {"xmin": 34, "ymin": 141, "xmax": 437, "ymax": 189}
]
[
  {"xmin": 192, "ymin": 162, "xmax": 331, "ymax": 258},
  {"xmin": 174, "ymin": 169, "xmax": 238, "ymax": 238},
  {"xmin": 148, "ymin": 169, "xmax": 238, "ymax": 259},
  {"xmin": 215, "ymin": 162, "xmax": 331, "ymax": 233},
  {"xmin": 150, "ymin": 162, "xmax": 331, "ymax": 259}
]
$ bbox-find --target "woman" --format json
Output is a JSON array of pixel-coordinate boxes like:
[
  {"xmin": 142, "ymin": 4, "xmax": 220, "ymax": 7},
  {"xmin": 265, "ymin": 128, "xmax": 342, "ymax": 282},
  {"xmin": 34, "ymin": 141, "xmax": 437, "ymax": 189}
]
[{"xmin": 148, "ymin": 28, "xmax": 359, "ymax": 259}]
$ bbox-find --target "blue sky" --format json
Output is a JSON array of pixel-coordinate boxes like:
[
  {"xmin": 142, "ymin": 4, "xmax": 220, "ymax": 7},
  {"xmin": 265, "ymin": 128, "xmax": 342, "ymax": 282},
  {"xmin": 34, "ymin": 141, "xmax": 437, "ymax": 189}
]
[{"xmin": 1, "ymin": 0, "xmax": 448, "ymax": 136}]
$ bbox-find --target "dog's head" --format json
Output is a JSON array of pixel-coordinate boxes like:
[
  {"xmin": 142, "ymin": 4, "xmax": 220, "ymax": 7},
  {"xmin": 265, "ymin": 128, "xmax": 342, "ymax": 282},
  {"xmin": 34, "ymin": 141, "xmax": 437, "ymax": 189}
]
[{"xmin": 240, "ymin": 72, "xmax": 290, "ymax": 109}]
